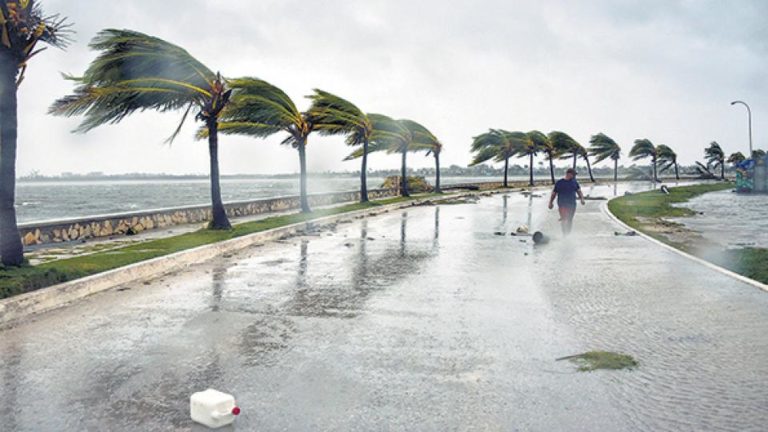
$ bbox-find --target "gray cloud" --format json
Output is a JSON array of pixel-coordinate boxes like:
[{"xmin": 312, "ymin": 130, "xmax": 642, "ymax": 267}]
[{"xmin": 14, "ymin": 0, "xmax": 767, "ymax": 176}]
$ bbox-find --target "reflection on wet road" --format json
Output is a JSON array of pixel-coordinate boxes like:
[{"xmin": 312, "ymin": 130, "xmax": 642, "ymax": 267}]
[{"xmin": 1, "ymin": 183, "xmax": 767, "ymax": 431}]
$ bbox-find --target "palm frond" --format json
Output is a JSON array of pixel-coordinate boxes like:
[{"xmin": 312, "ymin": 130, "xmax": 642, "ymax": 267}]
[
  {"xmin": 50, "ymin": 29, "xmax": 219, "ymax": 137},
  {"xmin": 629, "ymin": 138, "xmax": 657, "ymax": 161},
  {"xmin": 588, "ymin": 132, "xmax": 621, "ymax": 164},
  {"xmin": 306, "ymin": 89, "xmax": 370, "ymax": 146}
]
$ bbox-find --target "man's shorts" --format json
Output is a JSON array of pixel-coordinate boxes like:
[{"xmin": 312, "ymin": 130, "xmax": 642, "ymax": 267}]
[{"xmin": 558, "ymin": 206, "xmax": 576, "ymax": 221}]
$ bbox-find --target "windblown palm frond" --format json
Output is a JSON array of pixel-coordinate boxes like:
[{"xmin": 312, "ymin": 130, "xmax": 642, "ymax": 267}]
[
  {"xmin": 470, "ymin": 129, "xmax": 523, "ymax": 165},
  {"xmin": 629, "ymin": 139, "xmax": 657, "ymax": 160},
  {"xmin": 344, "ymin": 113, "xmax": 405, "ymax": 160},
  {"xmin": 528, "ymin": 130, "xmax": 556, "ymax": 183},
  {"xmin": 0, "ymin": 0, "xmax": 72, "ymax": 86},
  {"xmin": 202, "ymin": 77, "xmax": 308, "ymax": 145},
  {"xmin": 704, "ymin": 141, "xmax": 725, "ymax": 168},
  {"xmin": 588, "ymin": 133, "xmax": 621, "ymax": 164},
  {"xmin": 656, "ymin": 144, "xmax": 677, "ymax": 172},
  {"xmin": 50, "ymin": 29, "xmax": 229, "ymax": 142},
  {"xmin": 306, "ymin": 89, "xmax": 371, "ymax": 145}
]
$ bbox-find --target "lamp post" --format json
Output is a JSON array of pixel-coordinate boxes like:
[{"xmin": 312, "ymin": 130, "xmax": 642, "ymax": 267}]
[{"xmin": 731, "ymin": 100, "xmax": 753, "ymax": 157}]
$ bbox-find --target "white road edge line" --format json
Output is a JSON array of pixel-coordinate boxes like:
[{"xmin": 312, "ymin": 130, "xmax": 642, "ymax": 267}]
[{"xmin": 601, "ymin": 198, "xmax": 768, "ymax": 293}]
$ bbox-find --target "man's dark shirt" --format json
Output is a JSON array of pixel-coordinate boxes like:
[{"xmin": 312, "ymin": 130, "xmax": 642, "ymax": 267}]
[{"xmin": 554, "ymin": 178, "xmax": 580, "ymax": 208}]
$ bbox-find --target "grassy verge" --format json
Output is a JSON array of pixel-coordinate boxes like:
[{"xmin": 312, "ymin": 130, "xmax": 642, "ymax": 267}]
[
  {"xmin": 0, "ymin": 194, "xmax": 438, "ymax": 299},
  {"xmin": 608, "ymin": 182, "xmax": 768, "ymax": 285}
]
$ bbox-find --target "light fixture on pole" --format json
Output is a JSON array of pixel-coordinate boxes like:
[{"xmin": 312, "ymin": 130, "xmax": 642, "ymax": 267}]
[{"xmin": 731, "ymin": 100, "xmax": 753, "ymax": 157}]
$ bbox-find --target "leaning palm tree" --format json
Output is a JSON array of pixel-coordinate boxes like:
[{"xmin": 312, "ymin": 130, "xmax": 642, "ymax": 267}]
[
  {"xmin": 0, "ymin": 1, "xmax": 70, "ymax": 266},
  {"xmin": 588, "ymin": 133, "xmax": 621, "ymax": 182},
  {"xmin": 548, "ymin": 131, "xmax": 581, "ymax": 170},
  {"xmin": 727, "ymin": 152, "xmax": 746, "ymax": 166},
  {"xmin": 705, "ymin": 141, "xmax": 726, "ymax": 180},
  {"xmin": 527, "ymin": 130, "xmax": 555, "ymax": 184},
  {"xmin": 629, "ymin": 139, "xmax": 659, "ymax": 182},
  {"xmin": 470, "ymin": 129, "xmax": 525, "ymax": 187},
  {"xmin": 345, "ymin": 116, "xmax": 435, "ymax": 197},
  {"xmin": 307, "ymin": 89, "xmax": 372, "ymax": 203},
  {"xmin": 656, "ymin": 144, "xmax": 679, "ymax": 180},
  {"xmin": 426, "ymin": 139, "xmax": 443, "ymax": 193},
  {"xmin": 200, "ymin": 78, "xmax": 314, "ymax": 212},
  {"xmin": 51, "ymin": 29, "xmax": 234, "ymax": 229},
  {"xmin": 517, "ymin": 134, "xmax": 539, "ymax": 186},
  {"xmin": 577, "ymin": 146, "xmax": 596, "ymax": 182}
]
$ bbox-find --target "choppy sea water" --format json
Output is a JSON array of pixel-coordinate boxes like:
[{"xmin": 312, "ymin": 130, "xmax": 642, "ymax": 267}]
[
  {"xmin": 675, "ymin": 188, "xmax": 768, "ymax": 249},
  {"xmin": 15, "ymin": 176, "xmax": 505, "ymax": 224}
]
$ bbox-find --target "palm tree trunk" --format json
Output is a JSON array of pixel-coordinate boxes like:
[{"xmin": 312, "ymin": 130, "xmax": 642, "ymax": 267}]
[
  {"xmin": 298, "ymin": 137, "xmax": 311, "ymax": 213},
  {"xmin": 528, "ymin": 153, "xmax": 534, "ymax": 186},
  {"xmin": 401, "ymin": 149, "xmax": 410, "ymax": 197},
  {"xmin": 653, "ymin": 158, "xmax": 658, "ymax": 182},
  {"xmin": 614, "ymin": 158, "xmax": 618, "ymax": 182},
  {"xmin": 548, "ymin": 153, "xmax": 555, "ymax": 184},
  {"xmin": 585, "ymin": 156, "xmax": 595, "ymax": 182},
  {"xmin": 503, "ymin": 157, "xmax": 509, "ymax": 188},
  {"xmin": 207, "ymin": 120, "xmax": 231, "ymax": 229},
  {"xmin": 572, "ymin": 152, "xmax": 577, "ymax": 170},
  {"xmin": 674, "ymin": 162, "xmax": 680, "ymax": 180},
  {"xmin": 434, "ymin": 152, "xmax": 441, "ymax": 193},
  {"xmin": 721, "ymin": 161, "xmax": 725, "ymax": 180},
  {"xmin": 360, "ymin": 138, "xmax": 369, "ymax": 203},
  {"xmin": 0, "ymin": 59, "xmax": 23, "ymax": 266}
]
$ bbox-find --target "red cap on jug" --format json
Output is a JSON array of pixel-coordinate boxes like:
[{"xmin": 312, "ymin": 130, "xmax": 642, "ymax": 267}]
[{"xmin": 232, "ymin": 407, "xmax": 241, "ymax": 416}]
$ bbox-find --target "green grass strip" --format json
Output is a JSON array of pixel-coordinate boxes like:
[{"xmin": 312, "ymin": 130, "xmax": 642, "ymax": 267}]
[
  {"xmin": 608, "ymin": 182, "xmax": 768, "ymax": 285},
  {"xmin": 0, "ymin": 195, "xmax": 432, "ymax": 299}
]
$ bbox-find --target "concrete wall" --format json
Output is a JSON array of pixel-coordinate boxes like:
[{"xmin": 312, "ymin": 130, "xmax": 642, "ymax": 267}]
[{"xmin": 19, "ymin": 188, "xmax": 396, "ymax": 247}]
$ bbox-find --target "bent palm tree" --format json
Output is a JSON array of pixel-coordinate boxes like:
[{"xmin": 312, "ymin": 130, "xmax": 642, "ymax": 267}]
[
  {"xmin": 656, "ymin": 144, "xmax": 679, "ymax": 180},
  {"xmin": 578, "ymin": 146, "xmax": 596, "ymax": 182},
  {"xmin": 202, "ymin": 78, "xmax": 314, "ymax": 212},
  {"xmin": 588, "ymin": 133, "xmax": 621, "ymax": 182},
  {"xmin": 705, "ymin": 141, "xmax": 726, "ymax": 180},
  {"xmin": 0, "ymin": 0, "xmax": 70, "ymax": 266},
  {"xmin": 307, "ymin": 89, "xmax": 372, "ymax": 203},
  {"xmin": 518, "ymin": 135, "xmax": 539, "ymax": 186},
  {"xmin": 629, "ymin": 139, "xmax": 658, "ymax": 182},
  {"xmin": 727, "ymin": 152, "xmax": 746, "ymax": 166},
  {"xmin": 345, "ymin": 116, "xmax": 436, "ymax": 197},
  {"xmin": 470, "ymin": 129, "xmax": 525, "ymax": 187},
  {"xmin": 51, "ymin": 29, "xmax": 233, "ymax": 229},
  {"xmin": 527, "ymin": 131, "xmax": 555, "ymax": 184},
  {"xmin": 427, "ymin": 139, "xmax": 443, "ymax": 193},
  {"xmin": 549, "ymin": 131, "xmax": 581, "ymax": 170}
]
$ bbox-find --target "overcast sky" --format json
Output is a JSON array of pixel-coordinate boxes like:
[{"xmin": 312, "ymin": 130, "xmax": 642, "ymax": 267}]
[{"xmin": 16, "ymin": 0, "xmax": 767, "ymax": 176}]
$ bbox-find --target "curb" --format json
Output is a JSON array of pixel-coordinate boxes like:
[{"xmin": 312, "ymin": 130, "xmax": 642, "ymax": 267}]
[
  {"xmin": 0, "ymin": 193, "xmax": 478, "ymax": 327},
  {"xmin": 600, "ymin": 198, "xmax": 768, "ymax": 293}
]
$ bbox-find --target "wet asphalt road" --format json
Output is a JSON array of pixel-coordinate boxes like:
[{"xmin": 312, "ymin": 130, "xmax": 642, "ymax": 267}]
[{"xmin": 1, "ymin": 183, "xmax": 767, "ymax": 431}]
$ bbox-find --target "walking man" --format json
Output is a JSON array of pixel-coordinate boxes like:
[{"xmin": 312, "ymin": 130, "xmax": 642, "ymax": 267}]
[{"xmin": 548, "ymin": 168, "xmax": 585, "ymax": 235}]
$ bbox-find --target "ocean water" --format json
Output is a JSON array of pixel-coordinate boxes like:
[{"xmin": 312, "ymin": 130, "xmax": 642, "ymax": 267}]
[
  {"xmin": 675, "ymin": 189, "xmax": 768, "ymax": 249},
  {"xmin": 15, "ymin": 176, "xmax": 507, "ymax": 224}
]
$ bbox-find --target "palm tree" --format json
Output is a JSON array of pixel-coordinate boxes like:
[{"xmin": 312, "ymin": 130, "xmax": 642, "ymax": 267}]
[
  {"xmin": 656, "ymin": 144, "xmax": 679, "ymax": 180},
  {"xmin": 202, "ymin": 78, "xmax": 314, "ymax": 213},
  {"xmin": 578, "ymin": 146, "xmax": 596, "ymax": 182},
  {"xmin": 0, "ymin": 1, "xmax": 69, "ymax": 266},
  {"xmin": 345, "ymin": 116, "xmax": 437, "ymax": 197},
  {"xmin": 306, "ymin": 90, "xmax": 372, "ymax": 203},
  {"xmin": 629, "ymin": 139, "xmax": 659, "ymax": 182},
  {"xmin": 548, "ymin": 131, "xmax": 580, "ymax": 170},
  {"xmin": 588, "ymin": 133, "xmax": 621, "ymax": 182},
  {"xmin": 527, "ymin": 131, "xmax": 555, "ymax": 184},
  {"xmin": 51, "ymin": 29, "xmax": 234, "ymax": 229},
  {"xmin": 426, "ymin": 140, "xmax": 443, "ymax": 193},
  {"xmin": 517, "ymin": 135, "xmax": 539, "ymax": 186},
  {"xmin": 705, "ymin": 141, "xmax": 726, "ymax": 180},
  {"xmin": 470, "ymin": 129, "xmax": 525, "ymax": 187},
  {"xmin": 727, "ymin": 152, "xmax": 746, "ymax": 166},
  {"xmin": 752, "ymin": 149, "xmax": 766, "ymax": 159}
]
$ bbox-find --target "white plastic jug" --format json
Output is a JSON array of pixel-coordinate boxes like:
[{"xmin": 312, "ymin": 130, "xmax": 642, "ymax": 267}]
[{"xmin": 190, "ymin": 389, "xmax": 241, "ymax": 429}]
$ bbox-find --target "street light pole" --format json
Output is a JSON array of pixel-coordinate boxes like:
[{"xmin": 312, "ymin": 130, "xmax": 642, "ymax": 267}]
[{"xmin": 731, "ymin": 100, "xmax": 753, "ymax": 157}]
